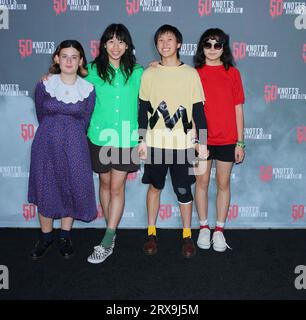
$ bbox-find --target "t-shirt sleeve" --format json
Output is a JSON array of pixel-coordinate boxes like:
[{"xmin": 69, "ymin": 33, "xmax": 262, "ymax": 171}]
[
  {"xmin": 191, "ymin": 71, "xmax": 205, "ymax": 104},
  {"xmin": 139, "ymin": 69, "xmax": 150, "ymax": 101},
  {"xmin": 233, "ymin": 69, "xmax": 245, "ymax": 106}
]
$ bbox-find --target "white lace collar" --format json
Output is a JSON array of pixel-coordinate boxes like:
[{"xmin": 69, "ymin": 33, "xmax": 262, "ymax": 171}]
[{"xmin": 43, "ymin": 74, "xmax": 94, "ymax": 104}]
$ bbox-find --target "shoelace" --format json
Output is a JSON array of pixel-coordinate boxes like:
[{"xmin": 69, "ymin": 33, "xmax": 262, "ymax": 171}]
[{"xmin": 211, "ymin": 233, "xmax": 232, "ymax": 250}]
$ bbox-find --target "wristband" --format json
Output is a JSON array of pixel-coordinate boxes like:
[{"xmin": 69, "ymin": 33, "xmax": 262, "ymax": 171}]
[
  {"xmin": 191, "ymin": 138, "xmax": 200, "ymax": 144},
  {"xmin": 236, "ymin": 140, "xmax": 245, "ymax": 148}
]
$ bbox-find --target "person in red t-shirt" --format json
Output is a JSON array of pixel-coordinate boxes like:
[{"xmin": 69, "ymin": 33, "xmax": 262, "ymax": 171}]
[{"xmin": 194, "ymin": 28, "xmax": 245, "ymax": 252}]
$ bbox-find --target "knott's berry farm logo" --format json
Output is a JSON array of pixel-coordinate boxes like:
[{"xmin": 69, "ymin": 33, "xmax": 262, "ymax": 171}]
[
  {"xmin": 198, "ymin": 0, "xmax": 243, "ymax": 16},
  {"xmin": 232, "ymin": 42, "xmax": 277, "ymax": 60},
  {"xmin": 264, "ymin": 85, "xmax": 306, "ymax": 103},
  {"xmin": 125, "ymin": 0, "xmax": 171, "ymax": 16},
  {"xmin": 260, "ymin": 166, "xmax": 302, "ymax": 181},
  {"xmin": 159, "ymin": 204, "xmax": 172, "ymax": 221},
  {"xmin": 53, "ymin": 0, "xmax": 99, "ymax": 15},
  {"xmin": 292, "ymin": 205, "xmax": 305, "ymax": 222},
  {"xmin": 270, "ymin": 0, "xmax": 306, "ymax": 18},
  {"xmin": 18, "ymin": 39, "xmax": 55, "ymax": 58}
]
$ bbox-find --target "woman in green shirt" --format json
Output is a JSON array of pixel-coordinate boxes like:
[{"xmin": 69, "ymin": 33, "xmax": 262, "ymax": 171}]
[{"xmin": 86, "ymin": 24, "xmax": 143, "ymax": 264}]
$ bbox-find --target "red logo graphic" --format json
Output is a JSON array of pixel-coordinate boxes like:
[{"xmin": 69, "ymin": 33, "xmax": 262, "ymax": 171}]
[
  {"xmin": 198, "ymin": 0, "xmax": 212, "ymax": 16},
  {"xmin": 292, "ymin": 204, "xmax": 305, "ymax": 222},
  {"xmin": 96, "ymin": 204, "xmax": 105, "ymax": 220},
  {"xmin": 53, "ymin": 0, "xmax": 67, "ymax": 15},
  {"xmin": 303, "ymin": 44, "xmax": 306, "ymax": 63},
  {"xmin": 90, "ymin": 40, "xmax": 100, "ymax": 59},
  {"xmin": 233, "ymin": 42, "xmax": 246, "ymax": 61},
  {"xmin": 260, "ymin": 166, "xmax": 273, "ymax": 182},
  {"xmin": 19, "ymin": 39, "xmax": 32, "ymax": 58},
  {"xmin": 227, "ymin": 204, "xmax": 239, "ymax": 222},
  {"xmin": 269, "ymin": 0, "xmax": 283, "ymax": 18},
  {"xmin": 23, "ymin": 204, "xmax": 36, "ymax": 221},
  {"xmin": 21, "ymin": 124, "xmax": 35, "ymax": 142},
  {"xmin": 126, "ymin": 0, "xmax": 140, "ymax": 15},
  {"xmin": 264, "ymin": 85, "xmax": 278, "ymax": 103},
  {"xmin": 127, "ymin": 172, "xmax": 137, "ymax": 181},
  {"xmin": 159, "ymin": 204, "xmax": 172, "ymax": 221},
  {"xmin": 297, "ymin": 126, "xmax": 306, "ymax": 144}
]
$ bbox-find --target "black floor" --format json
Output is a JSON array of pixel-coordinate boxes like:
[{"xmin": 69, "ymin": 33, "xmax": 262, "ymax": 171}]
[{"xmin": 0, "ymin": 228, "xmax": 306, "ymax": 300}]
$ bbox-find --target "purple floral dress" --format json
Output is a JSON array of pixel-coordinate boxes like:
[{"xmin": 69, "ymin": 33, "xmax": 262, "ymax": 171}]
[{"xmin": 28, "ymin": 80, "xmax": 97, "ymax": 221}]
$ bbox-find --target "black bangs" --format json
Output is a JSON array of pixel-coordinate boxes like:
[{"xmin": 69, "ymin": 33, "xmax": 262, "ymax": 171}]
[{"xmin": 103, "ymin": 25, "xmax": 129, "ymax": 44}]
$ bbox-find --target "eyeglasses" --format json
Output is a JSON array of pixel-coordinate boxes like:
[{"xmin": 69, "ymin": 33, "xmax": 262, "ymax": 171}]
[{"xmin": 203, "ymin": 42, "xmax": 223, "ymax": 50}]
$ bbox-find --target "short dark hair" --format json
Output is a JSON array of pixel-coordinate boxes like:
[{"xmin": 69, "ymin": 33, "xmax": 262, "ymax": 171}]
[
  {"xmin": 194, "ymin": 28, "xmax": 235, "ymax": 70},
  {"xmin": 154, "ymin": 24, "xmax": 183, "ymax": 58}
]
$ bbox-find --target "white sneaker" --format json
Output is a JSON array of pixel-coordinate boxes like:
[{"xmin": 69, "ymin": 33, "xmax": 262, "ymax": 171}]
[
  {"xmin": 111, "ymin": 235, "xmax": 116, "ymax": 249},
  {"xmin": 197, "ymin": 228, "xmax": 211, "ymax": 249},
  {"xmin": 87, "ymin": 245, "xmax": 113, "ymax": 264},
  {"xmin": 212, "ymin": 231, "xmax": 232, "ymax": 252}
]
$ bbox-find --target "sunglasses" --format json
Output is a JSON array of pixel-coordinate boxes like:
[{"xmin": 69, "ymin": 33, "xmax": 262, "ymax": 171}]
[{"xmin": 203, "ymin": 41, "xmax": 223, "ymax": 50}]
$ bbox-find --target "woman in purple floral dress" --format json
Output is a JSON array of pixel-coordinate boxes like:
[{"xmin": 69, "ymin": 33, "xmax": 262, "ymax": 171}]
[{"xmin": 28, "ymin": 40, "xmax": 97, "ymax": 260}]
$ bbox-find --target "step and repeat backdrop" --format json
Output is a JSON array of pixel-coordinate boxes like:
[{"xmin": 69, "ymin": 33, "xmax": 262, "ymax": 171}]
[{"xmin": 0, "ymin": 0, "xmax": 305, "ymax": 229}]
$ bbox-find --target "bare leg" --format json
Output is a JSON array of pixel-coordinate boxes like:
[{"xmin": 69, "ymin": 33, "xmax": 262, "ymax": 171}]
[
  {"xmin": 195, "ymin": 160, "xmax": 212, "ymax": 221},
  {"xmin": 38, "ymin": 213, "xmax": 53, "ymax": 233},
  {"xmin": 99, "ymin": 171, "xmax": 111, "ymax": 222},
  {"xmin": 215, "ymin": 160, "xmax": 234, "ymax": 223},
  {"xmin": 61, "ymin": 217, "xmax": 74, "ymax": 231},
  {"xmin": 107, "ymin": 169, "xmax": 128, "ymax": 229},
  {"xmin": 146, "ymin": 184, "xmax": 162, "ymax": 226},
  {"xmin": 179, "ymin": 201, "xmax": 193, "ymax": 228}
]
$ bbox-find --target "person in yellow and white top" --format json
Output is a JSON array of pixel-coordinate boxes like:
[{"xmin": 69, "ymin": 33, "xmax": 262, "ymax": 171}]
[{"xmin": 138, "ymin": 24, "xmax": 208, "ymax": 259}]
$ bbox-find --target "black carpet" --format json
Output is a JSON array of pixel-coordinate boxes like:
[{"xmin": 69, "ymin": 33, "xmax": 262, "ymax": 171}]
[{"xmin": 0, "ymin": 228, "xmax": 306, "ymax": 300}]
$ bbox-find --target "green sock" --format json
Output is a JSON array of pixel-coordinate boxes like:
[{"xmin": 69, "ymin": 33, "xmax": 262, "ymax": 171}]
[{"xmin": 101, "ymin": 228, "xmax": 116, "ymax": 248}]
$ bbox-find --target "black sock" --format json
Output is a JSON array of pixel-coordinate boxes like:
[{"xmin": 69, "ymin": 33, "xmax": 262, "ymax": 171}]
[
  {"xmin": 41, "ymin": 231, "xmax": 53, "ymax": 244},
  {"xmin": 60, "ymin": 229, "xmax": 71, "ymax": 240}
]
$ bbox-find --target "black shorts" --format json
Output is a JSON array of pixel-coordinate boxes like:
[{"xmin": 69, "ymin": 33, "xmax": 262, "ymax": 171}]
[
  {"xmin": 207, "ymin": 144, "xmax": 236, "ymax": 162},
  {"xmin": 88, "ymin": 138, "xmax": 140, "ymax": 174},
  {"xmin": 142, "ymin": 148, "xmax": 196, "ymax": 203}
]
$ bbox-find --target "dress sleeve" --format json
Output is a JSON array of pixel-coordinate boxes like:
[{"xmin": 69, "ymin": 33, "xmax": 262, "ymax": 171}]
[
  {"xmin": 34, "ymin": 81, "xmax": 45, "ymax": 124},
  {"xmin": 84, "ymin": 89, "xmax": 96, "ymax": 131}
]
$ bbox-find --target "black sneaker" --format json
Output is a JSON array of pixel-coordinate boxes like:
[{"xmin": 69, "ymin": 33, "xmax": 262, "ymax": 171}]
[
  {"xmin": 30, "ymin": 239, "xmax": 53, "ymax": 260},
  {"xmin": 58, "ymin": 238, "xmax": 74, "ymax": 259}
]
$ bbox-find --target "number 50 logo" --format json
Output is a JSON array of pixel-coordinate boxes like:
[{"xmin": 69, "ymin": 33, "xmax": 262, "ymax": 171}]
[
  {"xmin": 19, "ymin": 39, "xmax": 32, "ymax": 58},
  {"xmin": 270, "ymin": 0, "xmax": 283, "ymax": 18},
  {"xmin": 264, "ymin": 85, "xmax": 278, "ymax": 103},
  {"xmin": 53, "ymin": 0, "xmax": 67, "ymax": 15},
  {"xmin": 126, "ymin": 0, "xmax": 140, "ymax": 15}
]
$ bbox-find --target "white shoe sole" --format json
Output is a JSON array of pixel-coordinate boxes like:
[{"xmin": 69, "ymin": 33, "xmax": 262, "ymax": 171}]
[
  {"xmin": 213, "ymin": 245, "xmax": 227, "ymax": 252},
  {"xmin": 197, "ymin": 241, "xmax": 211, "ymax": 249},
  {"xmin": 87, "ymin": 251, "xmax": 113, "ymax": 264}
]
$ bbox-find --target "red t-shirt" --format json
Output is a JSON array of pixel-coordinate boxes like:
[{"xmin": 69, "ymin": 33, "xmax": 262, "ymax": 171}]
[{"xmin": 197, "ymin": 65, "xmax": 245, "ymax": 145}]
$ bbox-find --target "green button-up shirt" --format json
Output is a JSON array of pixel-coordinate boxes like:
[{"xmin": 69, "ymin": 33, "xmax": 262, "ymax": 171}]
[{"xmin": 86, "ymin": 63, "xmax": 143, "ymax": 148}]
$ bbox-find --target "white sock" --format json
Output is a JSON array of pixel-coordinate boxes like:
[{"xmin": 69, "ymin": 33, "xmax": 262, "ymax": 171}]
[
  {"xmin": 216, "ymin": 221, "xmax": 225, "ymax": 228},
  {"xmin": 199, "ymin": 219, "xmax": 208, "ymax": 227}
]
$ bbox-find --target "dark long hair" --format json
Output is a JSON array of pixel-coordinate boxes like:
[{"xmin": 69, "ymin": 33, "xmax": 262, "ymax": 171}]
[
  {"xmin": 49, "ymin": 40, "xmax": 87, "ymax": 76},
  {"xmin": 194, "ymin": 28, "xmax": 234, "ymax": 70},
  {"xmin": 91, "ymin": 23, "xmax": 136, "ymax": 84}
]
